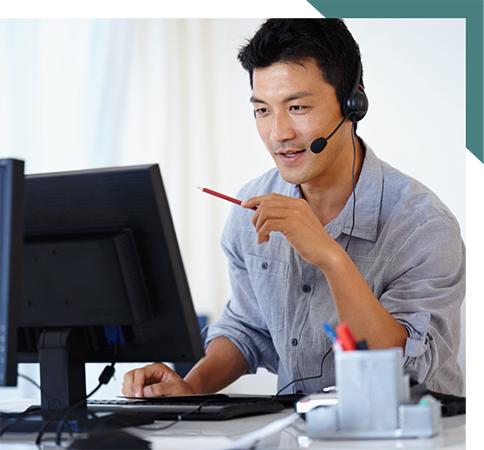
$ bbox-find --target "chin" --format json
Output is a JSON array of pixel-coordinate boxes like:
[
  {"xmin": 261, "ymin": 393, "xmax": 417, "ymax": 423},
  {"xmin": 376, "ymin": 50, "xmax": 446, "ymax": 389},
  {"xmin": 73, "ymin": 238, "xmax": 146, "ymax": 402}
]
[
  {"xmin": 277, "ymin": 169, "xmax": 308, "ymax": 186},
  {"xmin": 273, "ymin": 154, "xmax": 316, "ymax": 186}
]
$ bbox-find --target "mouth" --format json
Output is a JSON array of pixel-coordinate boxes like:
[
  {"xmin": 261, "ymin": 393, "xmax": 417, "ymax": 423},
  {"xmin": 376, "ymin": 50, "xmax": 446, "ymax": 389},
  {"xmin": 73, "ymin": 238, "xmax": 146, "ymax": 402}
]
[
  {"xmin": 276, "ymin": 149, "xmax": 306, "ymax": 161},
  {"xmin": 276, "ymin": 148, "xmax": 306, "ymax": 166}
]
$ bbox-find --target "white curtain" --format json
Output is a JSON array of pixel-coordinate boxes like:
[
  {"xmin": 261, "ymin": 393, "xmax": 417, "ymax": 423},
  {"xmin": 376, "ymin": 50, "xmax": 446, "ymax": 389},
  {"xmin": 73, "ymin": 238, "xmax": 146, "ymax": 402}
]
[
  {"xmin": 0, "ymin": 17, "xmax": 271, "ymax": 317},
  {"xmin": 0, "ymin": 18, "xmax": 276, "ymax": 400}
]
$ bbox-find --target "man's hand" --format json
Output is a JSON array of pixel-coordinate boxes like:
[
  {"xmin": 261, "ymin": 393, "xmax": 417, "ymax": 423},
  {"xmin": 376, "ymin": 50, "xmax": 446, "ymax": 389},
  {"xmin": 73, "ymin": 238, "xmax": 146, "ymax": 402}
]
[
  {"xmin": 121, "ymin": 337, "xmax": 249, "ymax": 398},
  {"xmin": 122, "ymin": 363, "xmax": 196, "ymax": 398},
  {"xmin": 242, "ymin": 193, "xmax": 342, "ymax": 269}
]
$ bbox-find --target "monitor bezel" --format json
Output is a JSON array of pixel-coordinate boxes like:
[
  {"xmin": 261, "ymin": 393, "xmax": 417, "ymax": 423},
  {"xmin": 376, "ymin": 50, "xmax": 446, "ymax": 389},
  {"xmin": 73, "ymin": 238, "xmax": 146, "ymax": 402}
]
[{"xmin": 0, "ymin": 159, "xmax": 25, "ymax": 387}]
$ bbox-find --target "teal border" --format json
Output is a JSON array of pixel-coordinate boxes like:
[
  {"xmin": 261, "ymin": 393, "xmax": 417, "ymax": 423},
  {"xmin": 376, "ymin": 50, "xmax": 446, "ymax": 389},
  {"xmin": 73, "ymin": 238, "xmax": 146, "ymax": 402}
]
[{"xmin": 308, "ymin": 0, "xmax": 483, "ymax": 163}]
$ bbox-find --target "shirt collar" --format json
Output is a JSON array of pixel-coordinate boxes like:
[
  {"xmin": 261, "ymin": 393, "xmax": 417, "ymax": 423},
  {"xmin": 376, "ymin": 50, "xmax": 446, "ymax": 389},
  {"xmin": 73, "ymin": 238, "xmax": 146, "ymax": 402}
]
[{"xmin": 325, "ymin": 141, "xmax": 383, "ymax": 243}]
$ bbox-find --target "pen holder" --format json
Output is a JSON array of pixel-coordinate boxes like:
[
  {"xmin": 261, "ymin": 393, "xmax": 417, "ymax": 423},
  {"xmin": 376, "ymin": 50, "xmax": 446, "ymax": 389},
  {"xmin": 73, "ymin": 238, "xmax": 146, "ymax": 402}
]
[
  {"xmin": 337, "ymin": 347, "xmax": 405, "ymax": 431},
  {"xmin": 305, "ymin": 348, "xmax": 442, "ymax": 439}
]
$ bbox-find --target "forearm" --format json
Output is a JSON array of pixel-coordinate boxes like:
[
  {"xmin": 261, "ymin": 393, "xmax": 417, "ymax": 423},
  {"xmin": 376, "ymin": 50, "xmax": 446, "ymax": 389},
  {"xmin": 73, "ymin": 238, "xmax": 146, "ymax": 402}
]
[
  {"xmin": 184, "ymin": 336, "xmax": 249, "ymax": 394},
  {"xmin": 321, "ymin": 247, "xmax": 408, "ymax": 350}
]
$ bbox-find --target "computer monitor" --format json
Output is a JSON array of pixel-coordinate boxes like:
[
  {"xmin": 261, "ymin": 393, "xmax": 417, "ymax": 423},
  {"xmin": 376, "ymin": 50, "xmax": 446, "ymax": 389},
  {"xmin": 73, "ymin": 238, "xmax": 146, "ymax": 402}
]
[
  {"xmin": 2, "ymin": 162, "xmax": 204, "ymax": 412},
  {"xmin": 0, "ymin": 159, "xmax": 25, "ymax": 388}
]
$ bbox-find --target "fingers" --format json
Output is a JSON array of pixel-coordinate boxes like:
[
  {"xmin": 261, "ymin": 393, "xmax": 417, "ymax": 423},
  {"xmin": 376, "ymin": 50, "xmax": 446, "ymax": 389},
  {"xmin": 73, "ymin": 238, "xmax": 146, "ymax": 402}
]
[
  {"xmin": 242, "ymin": 193, "xmax": 332, "ymax": 267},
  {"xmin": 142, "ymin": 377, "xmax": 195, "ymax": 397},
  {"xmin": 122, "ymin": 365, "xmax": 149, "ymax": 397},
  {"xmin": 241, "ymin": 196, "xmax": 261, "ymax": 210},
  {"xmin": 131, "ymin": 366, "xmax": 151, "ymax": 398},
  {"xmin": 254, "ymin": 218, "xmax": 289, "ymax": 244},
  {"xmin": 245, "ymin": 194, "xmax": 306, "ymax": 244},
  {"xmin": 242, "ymin": 193, "xmax": 292, "ymax": 212},
  {"xmin": 122, "ymin": 363, "xmax": 181, "ymax": 398}
]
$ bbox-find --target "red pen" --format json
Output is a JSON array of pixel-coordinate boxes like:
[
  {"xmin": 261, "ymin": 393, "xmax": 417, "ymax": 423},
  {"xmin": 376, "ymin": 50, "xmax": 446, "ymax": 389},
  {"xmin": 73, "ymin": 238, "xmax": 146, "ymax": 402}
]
[
  {"xmin": 336, "ymin": 322, "xmax": 357, "ymax": 351},
  {"xmin": 198, "ymin": 187, "xmax": 257, "ymax": 211}
]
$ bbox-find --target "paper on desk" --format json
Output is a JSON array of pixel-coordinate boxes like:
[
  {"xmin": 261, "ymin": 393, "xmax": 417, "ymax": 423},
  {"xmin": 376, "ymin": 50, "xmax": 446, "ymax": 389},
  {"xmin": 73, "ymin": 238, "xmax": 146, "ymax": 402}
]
[
  {"xmin": 150, "ymin": 436, "xmax": 234, "ymax": 450},
  {"xmin": 226, "ymin": 412, "xmax": 300, "ymax": 449},
  {"xmin": 149, "ymin": 413, "xmax": 301, "ymax": 450},
  {"xmin": 0, "ymin": 399, "xmax": 37, "ymax": 413}
]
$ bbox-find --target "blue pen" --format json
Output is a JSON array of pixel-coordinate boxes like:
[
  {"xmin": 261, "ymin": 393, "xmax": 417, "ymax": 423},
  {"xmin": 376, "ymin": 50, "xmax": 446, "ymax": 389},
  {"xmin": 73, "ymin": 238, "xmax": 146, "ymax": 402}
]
[{"xmin": 322, "ymin": 322, "xmax": 342, "ymax": 351}]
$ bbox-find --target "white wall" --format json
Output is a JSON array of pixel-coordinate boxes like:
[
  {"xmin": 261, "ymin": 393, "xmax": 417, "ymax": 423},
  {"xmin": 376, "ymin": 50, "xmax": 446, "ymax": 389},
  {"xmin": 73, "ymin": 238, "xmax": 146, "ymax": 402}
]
[{"xmin": 459, "ymin": 294, "xmax": 484, "ymax": 397}]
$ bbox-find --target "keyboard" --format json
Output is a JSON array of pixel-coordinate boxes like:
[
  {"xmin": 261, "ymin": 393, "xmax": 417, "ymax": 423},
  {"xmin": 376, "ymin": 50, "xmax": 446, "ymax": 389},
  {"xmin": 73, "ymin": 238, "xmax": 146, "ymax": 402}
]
[{"xmin": 87, "ymin": 394, "xmax": 300, "ymax": 421}]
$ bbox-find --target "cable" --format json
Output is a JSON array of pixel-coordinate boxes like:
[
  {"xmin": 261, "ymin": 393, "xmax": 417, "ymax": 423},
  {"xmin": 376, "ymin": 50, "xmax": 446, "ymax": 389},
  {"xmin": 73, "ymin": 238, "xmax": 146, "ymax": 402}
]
[
  {"xmin": 101, "ymin": 397, "xmax": 228, "ymax": 435},
  {"xmin": 425, "ymin": 389, "xmax": 466, "ymax": 417},
  {"xmin": 150, "ymin": 398, "xmax": 220, "ymax": 432},
  {"xmin": 35, "ymin": 361, "xmax": 117, "ymax": 446},
  {"xmin": 274, "ymin": 346, "xmax": 333, "ymax": 397},
  {"xmin": 0, "ymin": 374, "xmax": 46, "ymax": 436},
  {"xmin": 43, "ymin": 344, "xmax": 120, "ymax": 445},
  {"xmin": 17, "ymin": 373, "xmax": 43, "ymax": 395},
  {"xmin": 1, "ymin": 374, "xmax": 44, "ymax": 420},
  {"xmin": 345, "ymin": 119, "xmax": 357, "ymax": 252},
  {"xmin": 272, "ymin": 122, "xmax": 357, "ymax": 398},
  {"xmin": 0, "ymin": 406, "xmax": 43, "ymax": 436}
]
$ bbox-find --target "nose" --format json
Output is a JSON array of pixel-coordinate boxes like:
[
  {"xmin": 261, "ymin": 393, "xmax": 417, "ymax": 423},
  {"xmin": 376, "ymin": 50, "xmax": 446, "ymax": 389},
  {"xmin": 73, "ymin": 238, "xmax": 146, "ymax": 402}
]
[{"xmin": 270, "ymin": 111, "xmax": 296, "ymax": 143}]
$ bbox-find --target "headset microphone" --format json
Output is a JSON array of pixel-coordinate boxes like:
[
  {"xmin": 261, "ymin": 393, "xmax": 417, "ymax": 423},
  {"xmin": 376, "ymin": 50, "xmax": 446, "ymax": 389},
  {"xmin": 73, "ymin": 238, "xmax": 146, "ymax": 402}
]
[
  {"xmin": 310, "ymin": 59, "xmax": 368, "ymax": 154},
  {"xmin": 310, "ymin": 113, "xmax": 351, "ymax": 154}
]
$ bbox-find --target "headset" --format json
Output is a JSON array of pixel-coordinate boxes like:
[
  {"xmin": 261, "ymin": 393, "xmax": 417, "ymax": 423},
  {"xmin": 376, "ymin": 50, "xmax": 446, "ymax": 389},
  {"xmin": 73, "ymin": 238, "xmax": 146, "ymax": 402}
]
[
  {"xmin": 310, "ymin": 58, "xmax": 368, "ymax": 154},
  {"xmin": 342, "ymin": 58, "xmax": 369, "ymax": 122}
]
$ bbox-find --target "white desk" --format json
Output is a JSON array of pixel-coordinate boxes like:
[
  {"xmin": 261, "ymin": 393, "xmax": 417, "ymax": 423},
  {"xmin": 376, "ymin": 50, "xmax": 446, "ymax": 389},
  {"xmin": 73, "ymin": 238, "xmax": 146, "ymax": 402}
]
[{"xmin": 0, "ymin": 401, "xmax": 466, "ymax": 449}]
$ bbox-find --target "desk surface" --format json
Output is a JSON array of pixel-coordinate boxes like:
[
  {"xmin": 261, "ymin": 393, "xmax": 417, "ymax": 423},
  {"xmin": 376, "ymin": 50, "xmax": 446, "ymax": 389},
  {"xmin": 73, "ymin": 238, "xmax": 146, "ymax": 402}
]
[{"xmin": 0, "ymin": 401, "xmax": 466, "ymax": 449}]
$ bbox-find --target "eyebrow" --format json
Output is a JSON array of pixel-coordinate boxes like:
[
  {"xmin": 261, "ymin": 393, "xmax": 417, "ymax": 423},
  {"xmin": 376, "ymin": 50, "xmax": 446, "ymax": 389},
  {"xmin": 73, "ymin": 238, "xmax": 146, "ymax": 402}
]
[{"xmin": 250, "ymin": 91, "xmax": 313, "ymax": 104}]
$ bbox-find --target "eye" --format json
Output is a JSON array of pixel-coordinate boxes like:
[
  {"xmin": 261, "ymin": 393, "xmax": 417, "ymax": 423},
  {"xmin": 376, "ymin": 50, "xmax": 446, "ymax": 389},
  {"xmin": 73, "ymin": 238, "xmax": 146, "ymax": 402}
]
[
  {"xmin": 290, "ymin": 105, "xmax": 307, "ymax": 112},
  {"xmin": 254, "ymin": 108, "xmax": 269, "ymax": 116}
]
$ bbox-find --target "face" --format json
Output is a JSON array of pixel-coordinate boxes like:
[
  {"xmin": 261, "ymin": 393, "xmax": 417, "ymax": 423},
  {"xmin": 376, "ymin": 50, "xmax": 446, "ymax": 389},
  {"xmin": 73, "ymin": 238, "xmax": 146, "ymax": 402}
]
[{"xmin": 251, "ymin": 59, "xmax": 353, "ymax": 187}]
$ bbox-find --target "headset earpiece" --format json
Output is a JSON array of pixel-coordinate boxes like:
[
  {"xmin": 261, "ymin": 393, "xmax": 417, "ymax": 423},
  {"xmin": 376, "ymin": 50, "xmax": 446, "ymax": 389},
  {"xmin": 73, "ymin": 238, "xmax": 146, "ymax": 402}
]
[{"xmin": 342, "ymin": 59, "xmax": 368, "ymax": 122}]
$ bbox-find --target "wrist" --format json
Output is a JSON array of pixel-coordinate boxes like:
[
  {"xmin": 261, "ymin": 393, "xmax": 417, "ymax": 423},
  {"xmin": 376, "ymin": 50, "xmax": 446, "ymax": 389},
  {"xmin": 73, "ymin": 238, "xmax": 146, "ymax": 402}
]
[
  {"xmin": 181, "ymin": 379, "xmax": 198, "ymax": 395},
  {"xmin": 183, "ymin": 373, "xmax": 204, "ymax": 394},
  {"xmin": 317, "ymin": 240, "xmax": 350, "ymax": 274}
]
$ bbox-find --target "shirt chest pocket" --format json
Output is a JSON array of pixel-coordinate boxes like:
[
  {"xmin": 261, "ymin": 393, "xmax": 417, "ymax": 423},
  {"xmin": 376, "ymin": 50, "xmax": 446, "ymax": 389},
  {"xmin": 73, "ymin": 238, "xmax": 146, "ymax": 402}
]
[{"xmin": 245, "ymin": 254, "xmax": 288, "ymax": 332}]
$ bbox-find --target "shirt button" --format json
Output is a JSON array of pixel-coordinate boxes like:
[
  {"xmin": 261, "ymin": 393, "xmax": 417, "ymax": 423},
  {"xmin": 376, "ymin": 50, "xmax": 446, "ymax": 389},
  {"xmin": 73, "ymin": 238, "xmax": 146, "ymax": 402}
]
[
  {"xmin": 291, "ymin": 338, "xmax": 298, "ymax": 346},
  {"xmin": 261, "ymin": 262, "xmax": 268, "ymax": 270},
  {"xmin": 302, "ymin": 284, "xmax": 311, "ymax": 293}
]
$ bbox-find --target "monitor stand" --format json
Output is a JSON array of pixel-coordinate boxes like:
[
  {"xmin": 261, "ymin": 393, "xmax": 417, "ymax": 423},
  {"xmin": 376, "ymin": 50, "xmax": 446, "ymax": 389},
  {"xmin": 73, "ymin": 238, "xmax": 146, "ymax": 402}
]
[
  {"xmin": 38, "ymin": 327, "xmax": 88, "ymax": 411},
  {"xmin": 3, "ymin": 328, "xmax": 154, "ymax": 434}
]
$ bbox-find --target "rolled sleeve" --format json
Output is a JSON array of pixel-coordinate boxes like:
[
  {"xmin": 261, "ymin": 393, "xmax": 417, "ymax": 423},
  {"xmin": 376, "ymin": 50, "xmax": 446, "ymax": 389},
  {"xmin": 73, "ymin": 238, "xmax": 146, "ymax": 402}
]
[
  {"xmin": 381, "ymin": 213, "xmax": 465, "ymax": 395},
  {"xmin": 397, "ymin": 311, "xmax": 431, "ymax": 357}
]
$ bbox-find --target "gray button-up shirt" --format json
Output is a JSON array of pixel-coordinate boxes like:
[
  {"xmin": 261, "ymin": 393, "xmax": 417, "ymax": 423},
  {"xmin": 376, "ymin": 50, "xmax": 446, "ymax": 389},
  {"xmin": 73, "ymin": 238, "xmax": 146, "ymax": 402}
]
[{"xmin": 203, "ymin": 144, "xmax": 465, "ymax": 396}]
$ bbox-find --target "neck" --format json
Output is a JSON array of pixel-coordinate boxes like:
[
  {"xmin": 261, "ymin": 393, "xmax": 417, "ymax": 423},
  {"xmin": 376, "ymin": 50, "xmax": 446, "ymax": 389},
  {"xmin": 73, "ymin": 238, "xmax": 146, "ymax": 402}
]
[{"xmin": 301, "ymin": 136, "xmax": 364, "ymax": 226}]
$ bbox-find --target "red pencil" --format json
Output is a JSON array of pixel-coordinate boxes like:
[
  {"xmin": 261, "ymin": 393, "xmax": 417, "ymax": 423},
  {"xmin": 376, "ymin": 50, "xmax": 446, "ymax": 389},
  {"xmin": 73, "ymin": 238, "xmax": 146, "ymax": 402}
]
[
  {"xmin": 336, "ymin": 322, "xmax": 357, "ymax": 351},
  {"xmin": 198, "ymin": 187, "xmax": 257, "ymax": 211}
]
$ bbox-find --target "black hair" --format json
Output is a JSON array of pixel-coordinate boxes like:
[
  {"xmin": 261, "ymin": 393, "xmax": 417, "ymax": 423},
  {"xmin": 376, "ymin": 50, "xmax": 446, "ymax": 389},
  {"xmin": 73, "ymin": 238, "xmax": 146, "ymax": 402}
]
[{"xmin": 238, "ymin": 19, "xmax": 364, "ymax": 117}]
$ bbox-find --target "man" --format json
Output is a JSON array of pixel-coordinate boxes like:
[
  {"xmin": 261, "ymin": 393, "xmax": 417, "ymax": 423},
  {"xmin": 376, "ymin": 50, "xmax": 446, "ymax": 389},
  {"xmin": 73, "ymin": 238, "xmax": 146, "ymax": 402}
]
[{"xmin": 122, "ymin": 19, "xmax": 465, "ymax": 398}]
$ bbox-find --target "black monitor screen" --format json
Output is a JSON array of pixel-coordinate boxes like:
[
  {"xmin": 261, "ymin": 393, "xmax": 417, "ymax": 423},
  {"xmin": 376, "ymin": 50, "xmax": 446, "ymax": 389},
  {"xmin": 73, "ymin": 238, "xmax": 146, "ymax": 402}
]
[{"xmin": 10, "ymin": 163, "xmax": 204, "ymax": 410}]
